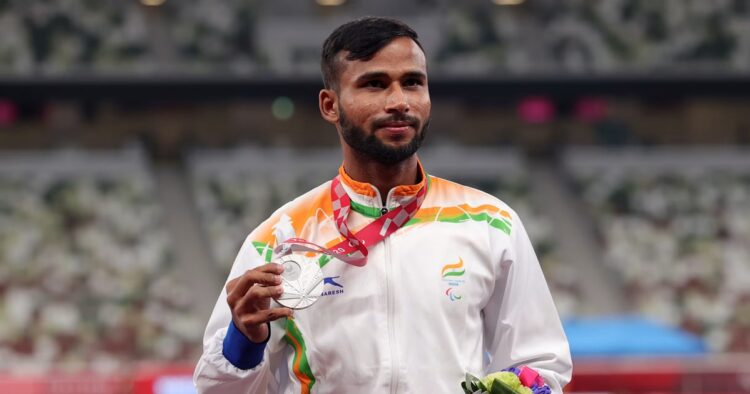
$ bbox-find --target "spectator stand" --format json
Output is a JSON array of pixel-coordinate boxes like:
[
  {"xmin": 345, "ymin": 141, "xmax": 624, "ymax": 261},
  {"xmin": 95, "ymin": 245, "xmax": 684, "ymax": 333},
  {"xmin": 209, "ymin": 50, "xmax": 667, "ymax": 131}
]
[
  {"xmin": 0, "ymin": 147, "xmax": 202, "ymax": 374},
  {"xmin": 563, "ymin": 147, "xmax": 750, "ymax": 352}
]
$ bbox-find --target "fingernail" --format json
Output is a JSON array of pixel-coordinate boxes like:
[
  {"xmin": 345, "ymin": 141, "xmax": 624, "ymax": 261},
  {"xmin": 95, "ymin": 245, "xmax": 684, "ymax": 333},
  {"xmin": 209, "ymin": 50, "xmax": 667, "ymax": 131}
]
[{"xmin": 274, "ymin": 275, "xmax": 282, "ymax": 283}]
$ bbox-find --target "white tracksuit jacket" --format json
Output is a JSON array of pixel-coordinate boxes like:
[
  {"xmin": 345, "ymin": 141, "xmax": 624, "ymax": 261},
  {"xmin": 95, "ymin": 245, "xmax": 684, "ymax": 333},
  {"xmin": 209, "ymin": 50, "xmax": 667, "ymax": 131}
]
[{"xmin": 194, "ymin": 163, "xmax": 572, "ymax": 393}]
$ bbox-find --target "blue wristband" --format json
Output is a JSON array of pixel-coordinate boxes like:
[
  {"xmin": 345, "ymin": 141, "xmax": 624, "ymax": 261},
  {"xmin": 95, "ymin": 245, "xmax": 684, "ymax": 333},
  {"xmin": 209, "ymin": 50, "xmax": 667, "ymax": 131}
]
[{"xmin": 222, "ymin": 321, "xmax": 269, "ymax": 369}]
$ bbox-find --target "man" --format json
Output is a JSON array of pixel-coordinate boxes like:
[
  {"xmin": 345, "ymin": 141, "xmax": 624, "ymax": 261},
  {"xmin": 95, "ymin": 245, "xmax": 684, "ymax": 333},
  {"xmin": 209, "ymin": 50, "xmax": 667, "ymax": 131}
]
[{"xmin": 194, "ymin": 17, "xmax": 572, "ymax": 393}]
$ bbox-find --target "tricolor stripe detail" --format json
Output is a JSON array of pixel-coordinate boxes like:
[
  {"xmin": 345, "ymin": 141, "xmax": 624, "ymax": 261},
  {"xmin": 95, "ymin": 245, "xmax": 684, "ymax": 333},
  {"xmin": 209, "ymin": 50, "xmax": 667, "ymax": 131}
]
[
  {"xmin": 441, "ymin": 258, "xmax": 466, "ymax": 277},
  {"xmin": 406, "ymin": 204, "xmax": 513, "ymax": 235},
  {"xmin": 283, "ymin": 318, "xmax": 316, "ymax": 394}
]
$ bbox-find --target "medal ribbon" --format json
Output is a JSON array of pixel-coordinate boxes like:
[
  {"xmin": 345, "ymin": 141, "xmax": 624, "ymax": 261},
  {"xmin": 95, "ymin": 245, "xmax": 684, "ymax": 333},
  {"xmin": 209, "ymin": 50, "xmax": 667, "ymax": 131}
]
[{"xmin": 274, "ymin": 175, "xmax": 427, "ymax": 266}]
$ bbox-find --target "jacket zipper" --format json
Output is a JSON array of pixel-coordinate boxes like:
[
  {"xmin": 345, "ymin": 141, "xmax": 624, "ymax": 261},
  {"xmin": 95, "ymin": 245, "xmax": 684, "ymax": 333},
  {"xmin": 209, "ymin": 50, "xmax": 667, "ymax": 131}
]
[
  {"xmin": 381, "ymin": 191, "xmax": 399, "ymax": 394},
  {"xmin": 384, "ymin": 234, "xmax": 399, "ymax": 393}
]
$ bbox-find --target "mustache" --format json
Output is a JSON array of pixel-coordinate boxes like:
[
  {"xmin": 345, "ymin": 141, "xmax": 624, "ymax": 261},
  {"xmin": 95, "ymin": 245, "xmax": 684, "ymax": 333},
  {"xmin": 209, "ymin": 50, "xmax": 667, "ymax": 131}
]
[{"xmin": 371, "ymin": 114, "xmax": 420, "ymax": 129}]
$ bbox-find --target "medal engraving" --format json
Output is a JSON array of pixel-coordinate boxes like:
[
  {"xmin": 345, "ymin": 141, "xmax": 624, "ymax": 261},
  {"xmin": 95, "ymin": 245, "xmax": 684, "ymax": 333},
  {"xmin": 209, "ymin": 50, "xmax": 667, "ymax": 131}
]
[
  {"xmin": 276, "ymin": 255, "xmax": 324, "ymax": 310},
  {"xmin": 282, "ymin": 260, "xmax": 302, "ymax": 281}
]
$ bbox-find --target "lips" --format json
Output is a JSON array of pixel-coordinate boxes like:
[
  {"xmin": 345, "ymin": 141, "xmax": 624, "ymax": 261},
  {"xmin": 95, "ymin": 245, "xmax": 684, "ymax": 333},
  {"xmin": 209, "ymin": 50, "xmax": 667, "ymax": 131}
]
[
  {"xmin": 381, "ymin": 122, "xmax": 412, "ymax": 132},
  {"xmin": 374, "ymin": 118, "xmax": 418, "ymax": 134},
  {"xmin": 383, "ymin": 121, "xmax": 410, "ymax": 127}
]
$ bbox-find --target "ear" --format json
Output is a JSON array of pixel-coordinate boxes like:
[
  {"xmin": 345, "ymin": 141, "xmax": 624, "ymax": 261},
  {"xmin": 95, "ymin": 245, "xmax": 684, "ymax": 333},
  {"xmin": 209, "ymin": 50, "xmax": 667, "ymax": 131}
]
[{"xmin": 319, "ymin": 88, "xmax": 339, "ymax": 124}]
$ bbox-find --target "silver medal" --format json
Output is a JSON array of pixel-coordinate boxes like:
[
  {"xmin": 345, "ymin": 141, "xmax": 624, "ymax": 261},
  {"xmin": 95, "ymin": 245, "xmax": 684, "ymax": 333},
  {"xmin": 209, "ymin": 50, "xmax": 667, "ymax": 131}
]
[{"xmin": 276, "ymin": 254, "xmax": 324, "ymax": 310}]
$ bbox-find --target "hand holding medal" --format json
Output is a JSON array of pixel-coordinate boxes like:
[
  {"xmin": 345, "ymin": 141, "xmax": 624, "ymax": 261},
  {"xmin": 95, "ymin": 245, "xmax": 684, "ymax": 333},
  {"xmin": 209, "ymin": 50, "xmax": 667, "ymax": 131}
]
[{"xmin": 225, "ymin": 263, "xmax": 294, "ymax": 342}]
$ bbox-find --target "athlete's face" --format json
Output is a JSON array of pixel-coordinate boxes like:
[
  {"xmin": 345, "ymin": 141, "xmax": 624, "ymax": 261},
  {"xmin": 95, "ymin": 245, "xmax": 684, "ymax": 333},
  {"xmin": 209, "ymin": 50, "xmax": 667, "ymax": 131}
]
[{"xmin": 320, "ymin": 37, "xmax": 431, "ymax": 165}]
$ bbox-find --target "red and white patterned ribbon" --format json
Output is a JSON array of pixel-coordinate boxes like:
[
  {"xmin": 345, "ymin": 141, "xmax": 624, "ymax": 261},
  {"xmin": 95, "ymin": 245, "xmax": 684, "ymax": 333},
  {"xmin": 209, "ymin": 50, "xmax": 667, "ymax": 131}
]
[{"xmin": 274, "ymin": 175, "xmax": 427, "ymax": 266}]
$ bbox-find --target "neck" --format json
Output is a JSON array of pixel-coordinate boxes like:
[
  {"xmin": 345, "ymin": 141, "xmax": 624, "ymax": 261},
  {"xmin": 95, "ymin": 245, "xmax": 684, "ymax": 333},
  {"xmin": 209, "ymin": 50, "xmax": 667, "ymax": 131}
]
[{"xmin": 342, "ymin": 151, "xmax": 420, "ymax": 205}]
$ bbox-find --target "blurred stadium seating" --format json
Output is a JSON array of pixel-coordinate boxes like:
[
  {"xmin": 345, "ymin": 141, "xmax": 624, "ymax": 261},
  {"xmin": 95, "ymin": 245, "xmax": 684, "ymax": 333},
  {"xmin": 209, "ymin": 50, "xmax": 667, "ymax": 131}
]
[
  {"xmin": 2, "ymin": 0, "xmax": 749, "ymax": 75},
  {"xmin": 564, "ymin": 148, "xmax": 750, "ymax": 353},
  {"xmin": 0, "ymin": 148, "xmax": 203, "ymax": 375}
]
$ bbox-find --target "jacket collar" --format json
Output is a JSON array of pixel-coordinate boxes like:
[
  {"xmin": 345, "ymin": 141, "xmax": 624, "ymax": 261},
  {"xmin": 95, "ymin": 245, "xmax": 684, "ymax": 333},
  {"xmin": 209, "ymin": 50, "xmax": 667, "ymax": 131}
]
[{"xmin": 337, "ymin": 160, "xmax": 428, "ymax": 214}]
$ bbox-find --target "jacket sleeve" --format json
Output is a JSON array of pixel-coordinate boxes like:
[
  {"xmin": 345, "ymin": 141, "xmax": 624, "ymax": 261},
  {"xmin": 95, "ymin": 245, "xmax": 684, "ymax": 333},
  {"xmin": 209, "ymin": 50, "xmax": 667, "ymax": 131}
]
[
  {"xmin": 482, "ymin": 212, "xmax": 573, "ymax": 393},
  {"xmin": 193, "ymin": 234, "xmax": 274, "ymax": 394}
]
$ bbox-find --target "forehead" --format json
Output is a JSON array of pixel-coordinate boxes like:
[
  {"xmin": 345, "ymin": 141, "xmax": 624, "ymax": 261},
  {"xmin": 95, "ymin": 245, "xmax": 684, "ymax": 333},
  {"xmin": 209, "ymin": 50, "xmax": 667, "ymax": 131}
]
[{"xmin": 338, "ymin": 37, "xmax": 427, "ymax": 82}]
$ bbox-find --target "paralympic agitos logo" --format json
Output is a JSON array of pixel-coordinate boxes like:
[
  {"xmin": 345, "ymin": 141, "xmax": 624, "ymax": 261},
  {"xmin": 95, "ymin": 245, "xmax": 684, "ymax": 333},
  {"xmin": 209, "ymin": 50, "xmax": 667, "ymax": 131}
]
[{"xmin": 441, "ymin": 258, "xmax": 466, "ymax": 301}]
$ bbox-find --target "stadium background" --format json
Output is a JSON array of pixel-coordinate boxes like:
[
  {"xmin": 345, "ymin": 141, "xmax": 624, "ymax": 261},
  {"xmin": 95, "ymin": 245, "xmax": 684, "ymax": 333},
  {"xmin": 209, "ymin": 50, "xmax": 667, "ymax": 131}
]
[{"xmin": 1, "ymin": 0, "xmax": 750, "ymax": 393}]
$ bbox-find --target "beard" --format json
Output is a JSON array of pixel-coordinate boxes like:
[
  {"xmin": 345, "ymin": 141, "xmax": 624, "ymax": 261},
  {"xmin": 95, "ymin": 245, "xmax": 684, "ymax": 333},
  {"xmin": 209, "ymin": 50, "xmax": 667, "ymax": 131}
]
[{"xmin": 339, "ymin": 108, "xmax": 429, "ymax": 166}]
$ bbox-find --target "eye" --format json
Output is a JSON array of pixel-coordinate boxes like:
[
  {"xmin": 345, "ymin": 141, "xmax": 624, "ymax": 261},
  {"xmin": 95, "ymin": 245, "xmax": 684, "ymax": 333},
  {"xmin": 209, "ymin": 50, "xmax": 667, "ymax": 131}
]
[
  {"xmin": 403, "ymin": 78, "xmax": 424, "ymax": 87},
  {"xmin": 364, "ymin": 80, "xmax": 385, "ymax": 89}
]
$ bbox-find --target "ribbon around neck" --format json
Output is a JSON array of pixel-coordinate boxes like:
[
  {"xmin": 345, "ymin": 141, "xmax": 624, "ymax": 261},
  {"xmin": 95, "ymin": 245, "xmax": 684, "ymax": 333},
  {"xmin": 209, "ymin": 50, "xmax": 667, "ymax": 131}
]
[{"xmin": 273, "ymin": 175, "xmax": 427, "ymax": 266}]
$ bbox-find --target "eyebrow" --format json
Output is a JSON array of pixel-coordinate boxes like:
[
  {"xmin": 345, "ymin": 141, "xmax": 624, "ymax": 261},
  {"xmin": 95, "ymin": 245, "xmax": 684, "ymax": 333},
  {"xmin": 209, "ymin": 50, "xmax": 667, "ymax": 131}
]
[{"xmin": 355, "ymin": 70, "xmax": 427, "ymax": 83}]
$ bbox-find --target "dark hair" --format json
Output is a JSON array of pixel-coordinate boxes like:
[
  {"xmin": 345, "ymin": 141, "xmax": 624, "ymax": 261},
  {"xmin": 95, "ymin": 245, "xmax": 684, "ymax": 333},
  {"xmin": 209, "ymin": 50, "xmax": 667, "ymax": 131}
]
[{"xmin": 321, "ymin": 17, "xmax": 424, "ymax": 90}]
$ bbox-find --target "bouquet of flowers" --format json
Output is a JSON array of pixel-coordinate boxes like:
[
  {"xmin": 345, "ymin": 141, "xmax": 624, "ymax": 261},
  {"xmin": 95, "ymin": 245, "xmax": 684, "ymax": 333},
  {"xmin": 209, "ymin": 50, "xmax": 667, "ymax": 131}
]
[{"xmin": 461, "ymin": 366, "xmax": 551, "ymax": 394}]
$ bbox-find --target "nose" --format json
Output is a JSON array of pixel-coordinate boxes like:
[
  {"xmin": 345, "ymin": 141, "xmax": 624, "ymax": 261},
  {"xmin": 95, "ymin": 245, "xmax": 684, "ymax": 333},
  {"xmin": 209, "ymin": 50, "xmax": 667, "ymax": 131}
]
[{"xmin": 385, "ymin": 85, "xmax": 409, "ymax": 113}]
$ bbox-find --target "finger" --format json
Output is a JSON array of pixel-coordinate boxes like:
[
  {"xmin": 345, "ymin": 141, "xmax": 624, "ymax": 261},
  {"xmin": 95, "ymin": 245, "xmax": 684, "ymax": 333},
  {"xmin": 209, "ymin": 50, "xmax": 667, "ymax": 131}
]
[
  {"xmin": 233, "ymin": 284, "xmax": 284, "ymax": 316},
  {"xmin": 227, "ymin": 273, "xmax": 255, "ymax": 305},
  {"xmin": 252, "ymin": 265, "xmax": 286, "ymax": 287},
  {"xmin": 225, "ymin": 276, "xmax": 241, "ymax": 294},
  {"xmin": 250, "ymin": 284, "xmax": 285, "ymax": 300},
  {"xmin": 227, "ymin": 266, "xmax": 284, "ymax": 304},
  {"xmin": 239, "ymin": 307, "xmax": 294, "ymax": 327},
  {"xmin": 257, "ymin": 263, "xmax": 285, "ymax": 275}
]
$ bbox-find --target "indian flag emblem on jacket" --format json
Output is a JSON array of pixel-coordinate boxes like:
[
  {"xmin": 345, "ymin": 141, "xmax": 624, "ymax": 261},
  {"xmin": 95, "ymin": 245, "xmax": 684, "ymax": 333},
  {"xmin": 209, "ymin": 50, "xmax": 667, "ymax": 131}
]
[{"xmin": 442, "ymin": 258, "xmax": 466, "ymax": 301}]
